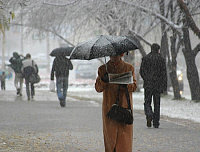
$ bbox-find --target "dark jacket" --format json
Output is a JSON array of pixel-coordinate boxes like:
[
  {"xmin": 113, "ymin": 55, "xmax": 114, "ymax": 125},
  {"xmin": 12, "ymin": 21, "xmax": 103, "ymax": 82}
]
[
  {"xmin": 51, "ymin": 56, "xmax": 73, "ymax": 80},
  {"xmin": 140, "ymin": 52, "xmax": 167, "ymax": 93},
  {"xmin": 9, "ymin": 52, "xmax": 24, "ymax": 73},
  {"xmin": 0, "ymin": 73, "xmax": 6, "ymax": 82}
]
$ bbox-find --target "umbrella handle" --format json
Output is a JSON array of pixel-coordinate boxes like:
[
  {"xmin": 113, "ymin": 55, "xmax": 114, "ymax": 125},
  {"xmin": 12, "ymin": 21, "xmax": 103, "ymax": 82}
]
[{"xmin": 104, "ymin": 57, "xmax": 108, "ymax": 73}]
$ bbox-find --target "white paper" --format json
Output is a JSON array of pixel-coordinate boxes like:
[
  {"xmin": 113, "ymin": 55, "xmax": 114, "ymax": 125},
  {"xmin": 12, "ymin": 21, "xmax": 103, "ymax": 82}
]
[{"xmin": 109, "ymin": 71, "xmax": 133, "ymax": 84}]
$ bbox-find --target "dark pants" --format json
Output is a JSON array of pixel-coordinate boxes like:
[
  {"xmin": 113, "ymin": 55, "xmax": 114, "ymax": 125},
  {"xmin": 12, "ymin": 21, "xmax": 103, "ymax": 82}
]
[
  {"xmin": 25, "ymin": 78, "xmax": 35, "ymax": 99},
  {"xmin": 1, "ymin": 81, "xmax": 5, "ymax": 90},
  {"xmin": 144, "ymin": 88, "xmax": 160, "ymax": 126}
]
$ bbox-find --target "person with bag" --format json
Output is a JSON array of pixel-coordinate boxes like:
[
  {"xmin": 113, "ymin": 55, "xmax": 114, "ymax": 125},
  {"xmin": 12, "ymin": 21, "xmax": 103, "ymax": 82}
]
[
  {"xmin": 140, "ymin": 43, "xmax": 167, "ymax": 128},
  {"xmin": 50, "ymin": 51, "xmax": 73, "ymax": 107},
  {"xmin": 21, "ymin": 53, "xmax": 39, "ymax": 100},
  {"xmin": 95, "ymin": 53, "xmax": 137, "ymax": 152},
  {"xmin": 9, "ymin": 52, "xmax": 25, "ymax": 96}
]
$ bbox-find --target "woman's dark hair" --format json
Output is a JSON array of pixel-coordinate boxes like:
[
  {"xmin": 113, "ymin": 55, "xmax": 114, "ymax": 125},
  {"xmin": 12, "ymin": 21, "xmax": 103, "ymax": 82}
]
[{"xmin": 26, "ymin": 53, "xmax": 31, "ymax": 58}]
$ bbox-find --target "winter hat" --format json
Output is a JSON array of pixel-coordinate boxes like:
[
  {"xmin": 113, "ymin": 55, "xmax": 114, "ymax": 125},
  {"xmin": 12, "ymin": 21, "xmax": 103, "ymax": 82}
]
[{"xmin": 13, "ymin": 52, "xmax": 19, "ymax": 58}]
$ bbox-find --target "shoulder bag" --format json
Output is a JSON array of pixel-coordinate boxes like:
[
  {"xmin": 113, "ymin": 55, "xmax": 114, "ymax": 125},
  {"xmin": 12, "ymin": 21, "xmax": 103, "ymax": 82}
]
[
  {"xmin": 29, "ymin": 60, "xmax": 41, "ymax": 84},
  {"xmin": 107, "ymin": 84, "xmax": 133, "ymax": 125}
]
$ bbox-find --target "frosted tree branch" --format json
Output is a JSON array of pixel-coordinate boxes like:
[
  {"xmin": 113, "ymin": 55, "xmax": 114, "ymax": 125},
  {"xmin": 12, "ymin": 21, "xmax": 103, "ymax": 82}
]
[
  {"xmin": 177, "ymin": 0, "xmax": 200, "ymax": 38},
  {"xmin": 117, "ymin": 0, "xmax": 183, "ymax": 30},
  {"xmin": 43, "ymin": 0, "xmax": 79, "ymax": 7},
  {"xmin": 129, "ymin": 29, "xmax": 151, "ymax": 46}
]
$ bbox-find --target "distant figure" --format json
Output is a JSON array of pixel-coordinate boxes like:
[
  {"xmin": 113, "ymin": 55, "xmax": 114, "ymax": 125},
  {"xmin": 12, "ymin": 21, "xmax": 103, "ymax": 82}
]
[
  {"xmin": 9, "ymin": 52, "xmax": 24, "ymax": 95},
  {"xmin": 140, "ymin": 43, "xmax": 167, "ymax": 128},
  {"xmin": 95, "ymin": 53, "xmax": 137, "ymax": 152},
  {"xmin": 0, "ymin": 71, "xmax": 6, "ymax": 90},
  {"xmin": 21, "ymin": 53, "xmax": 38, "ymax": 100},
  {"xmin": 51, "ymin": 52, "xmax": 73, "ymax": 107}
]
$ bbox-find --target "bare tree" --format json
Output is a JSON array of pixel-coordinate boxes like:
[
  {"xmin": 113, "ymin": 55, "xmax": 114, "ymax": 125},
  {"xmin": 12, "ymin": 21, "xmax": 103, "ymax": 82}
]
[
  {"xmin": 0, "ymin": 0, "xmax": 26, "ymax": 69},
  {"xmin": 8, "ymin": 0, "xmax": 200, "ymax": 100},
  {"xmin": 122, "ymin": 0, "xmax": 200, "ymax": 100},
  {"xmin": 177, "ymin": 0, "xmax": 200, "ymax": 38},
  {"xmin": 176, "ymin": 0, "xmax": 200, "ymax": 101}
]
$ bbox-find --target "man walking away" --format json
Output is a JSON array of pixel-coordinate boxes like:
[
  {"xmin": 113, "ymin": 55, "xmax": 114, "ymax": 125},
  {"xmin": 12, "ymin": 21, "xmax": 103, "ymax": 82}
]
[
  {"xmin": 21, "ymin": 53, "xmax": 38, "ymax": 100},
  {"xmin": 51, "ymin": 52, "xmax": 73, "ymax": 107},
  {"xmin": 9, "ymin": 52, "xmax": 24, "ymax": 96},
  {"xmin": 140, "ymin": 43, "xmax": 167, "ymax": 128}
]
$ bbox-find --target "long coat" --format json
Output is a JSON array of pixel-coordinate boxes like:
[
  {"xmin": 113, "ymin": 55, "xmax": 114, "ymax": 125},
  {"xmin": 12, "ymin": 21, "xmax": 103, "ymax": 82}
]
[
  {"xmin": 95, "ymin": 58, "xmax": 137, "ymax": 152},
  {"xmin": 139, "ymin": 52, "xmax": 167, "ymax": 93}
]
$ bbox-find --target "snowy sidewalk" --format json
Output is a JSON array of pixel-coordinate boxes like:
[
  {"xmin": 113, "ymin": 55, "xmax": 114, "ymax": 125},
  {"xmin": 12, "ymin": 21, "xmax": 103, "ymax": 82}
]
[
  {"xmin": 4, "ymin": 78, "xmax": 200, "ymax": 123},
  {"xmin": 67, "ymin": 84, "xmax": 200, "ymax": 124},
  {"xmin": 133, "ymin": 91, "xmax": 200, "ymax": 123},
  {"xmin": 1, "ymin": 90, "xmax": 200, "ymax": 152}
]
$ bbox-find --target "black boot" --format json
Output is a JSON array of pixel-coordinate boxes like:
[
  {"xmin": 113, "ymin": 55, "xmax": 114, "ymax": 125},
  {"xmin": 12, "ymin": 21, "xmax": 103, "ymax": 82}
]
[
  {"xmin": 17, "ymin": 88, "xmax": 20, "ymax": 95},
  {"xmin": 147, "ymin": 118, "xmax": 152, "ymax": 128}
]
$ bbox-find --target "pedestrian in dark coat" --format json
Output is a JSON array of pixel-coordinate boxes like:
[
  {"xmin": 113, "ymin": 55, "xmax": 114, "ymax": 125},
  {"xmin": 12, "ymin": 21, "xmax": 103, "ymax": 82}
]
[
  {"xmin": 50, "ymin": 52, "xmax": 73, "ymax": 107},
  {"xmin": 140, "ymin": 43, "xmax": 167, "ymax": 128},
  {"xmin": 9, "ymin": 52, "xmax": 24, "ymax": 95}
]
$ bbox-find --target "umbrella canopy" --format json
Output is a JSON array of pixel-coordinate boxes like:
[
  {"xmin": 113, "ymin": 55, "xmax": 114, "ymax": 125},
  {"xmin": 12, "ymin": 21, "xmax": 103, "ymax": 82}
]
[
  {"xmin": 50, "ymin": 47, "xmax": 74, "ymax": 57},
  {"xmin": 70, "ymin": 35, "xmax": 138, "ymax": 60}
]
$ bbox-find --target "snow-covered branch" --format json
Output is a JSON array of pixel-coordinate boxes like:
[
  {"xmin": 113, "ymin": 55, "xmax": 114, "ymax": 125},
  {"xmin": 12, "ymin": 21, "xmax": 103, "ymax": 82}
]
[
  {"xmin": 43, "ymin": 0, "xmax": 79, "ymax": 7},
  {"xmin": 51, "ymin": 27, "xmax": 75, "ymax": 46},
  {"xmin": 177, "ymin": 0, "xmax": 200, "ymax": 39},
  {"xmin": 117, "ymin": 0, "xmax": 183, "ymax": 30},
  {"xmin": 129, "ymin": 29, "xmax": 151, "ymax": 46}
]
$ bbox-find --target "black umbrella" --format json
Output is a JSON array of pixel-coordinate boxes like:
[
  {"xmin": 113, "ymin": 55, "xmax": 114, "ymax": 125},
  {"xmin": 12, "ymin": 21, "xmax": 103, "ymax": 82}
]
[
  {"xmin": 69, "ymin": 35, "xmax": 138, "ymax": 60},
  {"xmin": 50, "ymin": 47, "xmax": 74, "ymax": 57}
]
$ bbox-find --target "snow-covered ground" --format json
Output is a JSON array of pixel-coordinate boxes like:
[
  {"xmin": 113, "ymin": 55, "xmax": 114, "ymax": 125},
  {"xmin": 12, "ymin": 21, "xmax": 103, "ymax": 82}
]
[
  {"xmin": 133, "ymin": 91, "xmax": 200, "ymax": 123},
  {"xmin": 67, "ymin": 85, "xmax": 200, "ymax": 123},
  {"xmin": 4, "ymin": 77, "xmax": 200, "ymax": 123}
]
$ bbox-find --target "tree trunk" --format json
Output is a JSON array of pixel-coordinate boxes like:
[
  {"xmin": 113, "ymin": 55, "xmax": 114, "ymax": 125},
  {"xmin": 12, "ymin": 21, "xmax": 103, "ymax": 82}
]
[
  {"xmin": 170, "ymin": 35, "xmax": 181, "ymax": 99},
  {"xmin": 2, "ymin": 33, "xmax": 6, "ymax": 70},
  {"xmin": 160, "ymin": 0, "xmax": 177, "ymax": 96},
  {"xmin": 160, "ymin": 32, "xmax": 171, "ymax": 94},
  {"xmin": 160, "ymin": 32, "xmax": 168, "ymax": 59},
  {"xmin": 182, "ymin": 25, "xmax": 200, "ymax": 101},
  {"xmin": 46, "ymin": 32, "xmax": 50, "ymax": 73},
  {"xmin": 159, "ymin": 0, "xmax": 168, "ymax": 59},
  {"xmin": 163, "ymin": 0, "xmax": 181, "ymax": 99}
]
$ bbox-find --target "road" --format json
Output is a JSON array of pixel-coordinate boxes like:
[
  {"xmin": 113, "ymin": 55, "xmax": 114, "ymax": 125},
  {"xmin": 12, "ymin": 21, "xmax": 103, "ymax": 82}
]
[{"xmin": 0, "ymin": 90, "xmax": 200, "ymax": 152}]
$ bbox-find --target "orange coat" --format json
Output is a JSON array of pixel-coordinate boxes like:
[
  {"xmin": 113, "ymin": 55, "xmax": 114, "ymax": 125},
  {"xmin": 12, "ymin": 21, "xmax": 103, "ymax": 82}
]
[{"xmin": 95, "ymin": 58, "xmax": 137, "ymax": 152}]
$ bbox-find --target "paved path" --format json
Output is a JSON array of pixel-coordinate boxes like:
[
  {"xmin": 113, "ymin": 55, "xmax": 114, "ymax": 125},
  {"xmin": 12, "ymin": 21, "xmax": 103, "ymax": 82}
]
[{"xmin": 0, "ymin": 90, "xmax": 200, "ymax": 152}]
